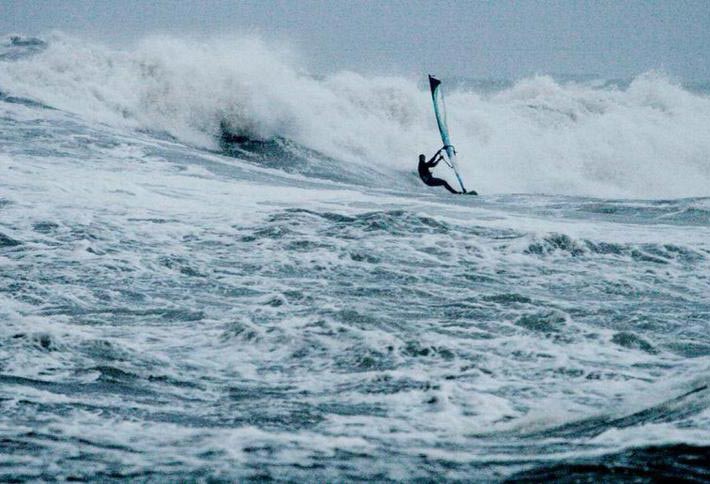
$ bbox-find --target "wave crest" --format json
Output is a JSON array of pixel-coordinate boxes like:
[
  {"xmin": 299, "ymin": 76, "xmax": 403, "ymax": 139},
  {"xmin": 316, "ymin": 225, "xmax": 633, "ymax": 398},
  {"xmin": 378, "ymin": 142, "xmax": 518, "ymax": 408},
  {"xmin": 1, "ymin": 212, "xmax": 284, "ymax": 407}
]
[{"xmin": 2, "ymin": 33, "xmax": 710, "ymax": 198}]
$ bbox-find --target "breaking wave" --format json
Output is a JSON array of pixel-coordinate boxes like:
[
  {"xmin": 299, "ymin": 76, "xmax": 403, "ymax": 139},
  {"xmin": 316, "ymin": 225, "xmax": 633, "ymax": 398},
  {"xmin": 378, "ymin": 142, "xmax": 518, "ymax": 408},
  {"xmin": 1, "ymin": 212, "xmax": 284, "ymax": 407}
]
[{"xmin": 1, "ymin": 33, "xmax": 710, "ymax": 198}]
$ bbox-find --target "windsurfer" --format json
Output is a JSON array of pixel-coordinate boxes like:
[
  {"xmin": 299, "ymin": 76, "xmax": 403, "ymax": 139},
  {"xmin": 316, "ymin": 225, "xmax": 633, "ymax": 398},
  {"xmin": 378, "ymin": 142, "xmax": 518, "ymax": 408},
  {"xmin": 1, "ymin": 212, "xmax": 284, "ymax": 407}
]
[{"xmin": 418, "ymin": 150, "xmax": 465, "ymax": 194}]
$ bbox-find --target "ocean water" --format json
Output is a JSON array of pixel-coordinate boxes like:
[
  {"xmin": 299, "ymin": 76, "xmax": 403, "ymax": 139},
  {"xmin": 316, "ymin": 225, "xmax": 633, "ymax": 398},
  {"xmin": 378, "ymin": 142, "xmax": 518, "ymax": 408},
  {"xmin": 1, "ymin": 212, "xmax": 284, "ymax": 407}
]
[{"xmin": 1, "ymin": 34, "xmax": 709, "ymax": 481}]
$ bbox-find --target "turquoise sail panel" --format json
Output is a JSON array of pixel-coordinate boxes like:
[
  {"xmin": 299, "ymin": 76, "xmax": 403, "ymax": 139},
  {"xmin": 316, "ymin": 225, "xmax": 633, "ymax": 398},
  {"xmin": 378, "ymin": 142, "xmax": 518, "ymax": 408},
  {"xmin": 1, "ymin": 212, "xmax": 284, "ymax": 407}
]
[{"xmin": 428, "ymin": 75, "xmax": 466, "ymax": 192}]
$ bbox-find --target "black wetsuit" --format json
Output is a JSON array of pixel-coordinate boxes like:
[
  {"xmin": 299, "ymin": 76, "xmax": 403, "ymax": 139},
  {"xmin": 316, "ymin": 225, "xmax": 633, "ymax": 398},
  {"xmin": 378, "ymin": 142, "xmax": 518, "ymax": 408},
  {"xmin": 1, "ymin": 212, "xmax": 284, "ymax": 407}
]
[{"xmin": 418, "ymin": 154, "xmax": 460, "ymax": 194}]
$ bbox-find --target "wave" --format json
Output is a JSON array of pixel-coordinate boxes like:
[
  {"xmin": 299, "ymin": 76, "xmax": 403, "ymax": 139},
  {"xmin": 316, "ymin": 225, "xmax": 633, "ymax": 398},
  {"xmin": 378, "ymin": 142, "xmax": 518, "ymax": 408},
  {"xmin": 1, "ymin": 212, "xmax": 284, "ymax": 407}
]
[{"xmin": 2, "ymin": 33, "xmax": 710, "ymax": 198}]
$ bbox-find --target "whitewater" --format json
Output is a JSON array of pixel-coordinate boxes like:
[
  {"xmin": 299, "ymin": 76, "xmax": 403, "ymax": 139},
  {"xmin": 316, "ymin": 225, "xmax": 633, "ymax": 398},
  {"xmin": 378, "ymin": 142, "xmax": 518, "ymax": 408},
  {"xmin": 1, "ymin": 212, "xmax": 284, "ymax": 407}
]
[{"xmin": 1, "ymin": 34, "xmax": 709, "ymax": 481}]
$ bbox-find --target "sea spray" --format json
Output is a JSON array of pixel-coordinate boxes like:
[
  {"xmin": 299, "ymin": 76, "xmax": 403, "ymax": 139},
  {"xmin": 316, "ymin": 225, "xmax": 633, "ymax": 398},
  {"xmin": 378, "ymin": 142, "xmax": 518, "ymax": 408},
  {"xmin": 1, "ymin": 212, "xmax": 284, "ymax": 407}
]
[{"xmin": 1, "ymin": 33, "xmax": 709, "ymax": 197}]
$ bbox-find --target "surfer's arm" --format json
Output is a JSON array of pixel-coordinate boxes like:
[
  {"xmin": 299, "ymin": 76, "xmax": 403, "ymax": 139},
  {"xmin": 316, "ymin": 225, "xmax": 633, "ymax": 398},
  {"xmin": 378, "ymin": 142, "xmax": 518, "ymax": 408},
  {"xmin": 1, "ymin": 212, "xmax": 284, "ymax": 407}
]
[{"xmin": 427, "ymin": 153, "xmax": 444, "ymax": 167}]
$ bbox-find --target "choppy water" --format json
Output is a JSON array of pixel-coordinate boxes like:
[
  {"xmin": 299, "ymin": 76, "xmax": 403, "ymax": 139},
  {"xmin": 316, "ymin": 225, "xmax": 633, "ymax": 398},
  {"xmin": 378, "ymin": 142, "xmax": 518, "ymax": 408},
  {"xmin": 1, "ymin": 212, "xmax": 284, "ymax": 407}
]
[{"xmin": 1, "ymin": 35, "xmax": 709, "ymax": 481}]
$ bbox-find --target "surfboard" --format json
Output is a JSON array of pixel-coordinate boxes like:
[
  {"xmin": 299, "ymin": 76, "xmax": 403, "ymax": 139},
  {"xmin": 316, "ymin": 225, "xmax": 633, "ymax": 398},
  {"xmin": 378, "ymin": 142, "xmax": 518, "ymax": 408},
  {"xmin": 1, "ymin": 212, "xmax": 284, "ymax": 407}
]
[{"xmin": 428, "ymin": 75, "xmax": 468, "ymax": 193}]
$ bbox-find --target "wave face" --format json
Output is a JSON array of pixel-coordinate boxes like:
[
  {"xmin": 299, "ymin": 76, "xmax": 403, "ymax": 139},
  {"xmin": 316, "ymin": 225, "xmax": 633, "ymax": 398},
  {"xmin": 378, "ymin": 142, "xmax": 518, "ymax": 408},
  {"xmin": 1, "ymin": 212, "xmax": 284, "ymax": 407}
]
[{"xmin": 1, "ymin": 34, "xmax": 710, "ymax": 197}]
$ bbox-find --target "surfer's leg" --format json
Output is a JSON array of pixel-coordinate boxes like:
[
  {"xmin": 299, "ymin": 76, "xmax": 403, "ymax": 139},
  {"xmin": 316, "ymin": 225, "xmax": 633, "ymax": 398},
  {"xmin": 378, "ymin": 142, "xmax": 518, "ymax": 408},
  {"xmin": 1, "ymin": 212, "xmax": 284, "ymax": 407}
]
[
  {"xmin": 432, "ymin": 178, "xmax": 459, "ymax": 193},
  {"xmin": 428, "ymin": 177, "xmax": 459, "ymax": 194},
  {"xmin": 442, "ymin": 181, "xmax": 459, "ymax": 194}
]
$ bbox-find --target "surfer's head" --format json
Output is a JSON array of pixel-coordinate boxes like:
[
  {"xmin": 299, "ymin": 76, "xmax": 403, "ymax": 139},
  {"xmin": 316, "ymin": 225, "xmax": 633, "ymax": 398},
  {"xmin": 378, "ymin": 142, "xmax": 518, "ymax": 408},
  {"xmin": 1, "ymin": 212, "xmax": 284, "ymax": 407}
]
[{"xmin": 419, "ymin": 154, "xmax": 425, "ymax": 163}]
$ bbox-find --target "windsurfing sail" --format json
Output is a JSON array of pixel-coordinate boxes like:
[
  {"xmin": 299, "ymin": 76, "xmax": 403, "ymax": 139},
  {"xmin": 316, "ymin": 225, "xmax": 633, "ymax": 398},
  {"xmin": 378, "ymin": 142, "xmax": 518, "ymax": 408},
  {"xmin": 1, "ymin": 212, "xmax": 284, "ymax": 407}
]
[{"xmin": 428, "ymin": 75, "xmax": 466, "ymax": 193}]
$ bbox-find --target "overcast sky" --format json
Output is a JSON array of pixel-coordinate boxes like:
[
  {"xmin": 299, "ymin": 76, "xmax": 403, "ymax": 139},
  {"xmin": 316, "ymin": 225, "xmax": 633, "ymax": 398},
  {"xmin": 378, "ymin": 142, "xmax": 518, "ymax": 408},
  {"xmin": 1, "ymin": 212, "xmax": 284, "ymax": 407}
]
[{"xmin": 3, "ymin": 0, "xmax": 709, "ymax": 80}]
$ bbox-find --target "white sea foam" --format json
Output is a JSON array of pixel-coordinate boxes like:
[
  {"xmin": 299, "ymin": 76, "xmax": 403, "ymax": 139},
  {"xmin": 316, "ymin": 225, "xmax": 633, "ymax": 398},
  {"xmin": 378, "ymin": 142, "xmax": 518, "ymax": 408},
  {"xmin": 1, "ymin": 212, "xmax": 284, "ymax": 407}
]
[
  {"xmin": 1, "ymin": 32, "xmax": 709, "ymax": 480},
  {"xmin": 2, "ymin": 33, "xmax": 710, "ymax": 198}
]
